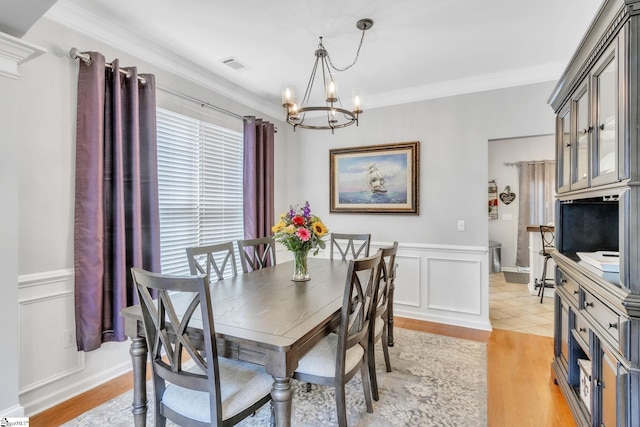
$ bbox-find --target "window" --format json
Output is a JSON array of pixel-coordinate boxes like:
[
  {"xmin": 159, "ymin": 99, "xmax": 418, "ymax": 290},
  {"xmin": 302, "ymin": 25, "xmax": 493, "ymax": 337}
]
[{"xmin": 156, "ymin": 107, "xmax": 244, "ymax": 275}]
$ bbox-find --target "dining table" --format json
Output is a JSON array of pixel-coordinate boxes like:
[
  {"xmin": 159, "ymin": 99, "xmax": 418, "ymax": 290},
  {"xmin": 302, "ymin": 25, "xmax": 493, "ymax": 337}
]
[{"xmin": 120, "ymin": 257, "xmax": 396, "ymax": 427}]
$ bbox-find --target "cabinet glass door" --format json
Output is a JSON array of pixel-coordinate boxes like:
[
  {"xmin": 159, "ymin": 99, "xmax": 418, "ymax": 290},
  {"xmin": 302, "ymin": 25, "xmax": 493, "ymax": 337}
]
[
  {"xmin": 557, "ymin": 105, "xmax": 571, "ymax": 193},
  {"xmin": 572, "ymin": 83, "xmax": 590, "ymax": 190},
  {"xmin": 592, "ymin": 52, "xmax": 617, "ymax": 185}
]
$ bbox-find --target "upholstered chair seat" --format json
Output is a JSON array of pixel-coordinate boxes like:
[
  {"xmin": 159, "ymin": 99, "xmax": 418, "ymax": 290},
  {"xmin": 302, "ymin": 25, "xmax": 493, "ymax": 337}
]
[{"xmin": 162, "ymin": 357, "xmax": 273, "ymax": 423}]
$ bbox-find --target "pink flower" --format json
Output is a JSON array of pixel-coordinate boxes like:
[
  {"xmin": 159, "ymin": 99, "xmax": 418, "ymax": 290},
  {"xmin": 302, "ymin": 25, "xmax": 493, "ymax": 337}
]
[{"xmin": 296, "ymin": 227, "xmax": 311, "ymax": 241}]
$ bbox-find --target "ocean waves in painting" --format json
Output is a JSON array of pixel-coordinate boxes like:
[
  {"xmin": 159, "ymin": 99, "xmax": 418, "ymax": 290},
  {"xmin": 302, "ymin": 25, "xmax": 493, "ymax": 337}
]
[{"xmin": 339, "ymin": 191, "xmax": 407, "ymax": 204}]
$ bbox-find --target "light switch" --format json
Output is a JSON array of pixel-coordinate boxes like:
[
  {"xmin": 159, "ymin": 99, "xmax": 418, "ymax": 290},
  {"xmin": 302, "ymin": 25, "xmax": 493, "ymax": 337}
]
[{"xmin": 457, "ymin": 220, "xmax": 465, "ymax": 231}]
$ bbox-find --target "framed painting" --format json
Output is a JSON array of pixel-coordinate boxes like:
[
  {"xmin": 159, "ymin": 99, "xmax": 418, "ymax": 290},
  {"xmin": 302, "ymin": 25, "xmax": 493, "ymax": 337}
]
[{"xmin": 330, "ymin": 141, "xmax": 419, "ymax": 214}]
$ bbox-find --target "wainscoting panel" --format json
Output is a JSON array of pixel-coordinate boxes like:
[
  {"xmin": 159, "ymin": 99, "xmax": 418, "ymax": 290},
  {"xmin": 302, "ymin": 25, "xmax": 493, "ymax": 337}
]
[
  {"xmin": 391, "ymin": 243, "xmax": 491, "ymax": 331},
  {"xmin": 391, "ymin": 254, "xmax": 421, "ymax": 307},
  {"xmin": 18, "ymin": 270, "xmax": 84, "ymax": 393},
  {"xmin": 426, "ymin": 257, "xmax": 481, "ymax": 314}
]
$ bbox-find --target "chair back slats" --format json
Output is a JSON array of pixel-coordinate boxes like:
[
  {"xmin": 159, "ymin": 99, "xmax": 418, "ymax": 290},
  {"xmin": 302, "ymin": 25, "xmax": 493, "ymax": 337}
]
[
  {"xmin": 131, "ymin": 267, "xmax": 223, "ymax": 425},
  {"xmin": 338, "ymin": 252, "xmax": 382, "ymax": 374},
  {"xmin": 237, "ymin": 237, "xmax": 276, "ymax": 273},
  {"xmin": 186, "ymin": 242, "xmax": 238, "ymax": 281},
  {"xmin": 374, "ymin": 242, "xmax": 399, "ymax": 320},
  {"xmin": 330, "ymin": 233, "xmax": 371, "ymax": 261}
]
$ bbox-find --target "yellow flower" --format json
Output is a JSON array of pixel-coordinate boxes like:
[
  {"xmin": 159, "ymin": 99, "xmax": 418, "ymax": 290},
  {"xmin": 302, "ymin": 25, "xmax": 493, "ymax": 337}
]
[
  {"xmin": 312, "ymin": 221, "xmax": 328, "ymax": 237},
  {"xmin": 272, "ymin": 221, "xmax": 286, "ymax": 233},
  {"xmin": 283, "ymin": 224, "xmax": 296, "ymax": 234}
]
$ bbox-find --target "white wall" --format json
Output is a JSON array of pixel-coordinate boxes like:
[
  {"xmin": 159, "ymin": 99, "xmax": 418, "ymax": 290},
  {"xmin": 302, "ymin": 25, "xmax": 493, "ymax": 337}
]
[
  {"xmin": 282, "ymin": 85, "xmax": 558, "ymax": 247},
  {"xmin": 282, "ymin": 82, "xmax": 557, "ymax": 330},
  {"xmin": 8, "ymin": 12, "xmax": 559, "ymax": 418},
  {"xmin": 488, "ymin": 134, "xmax": 556, "ymax": 270}
]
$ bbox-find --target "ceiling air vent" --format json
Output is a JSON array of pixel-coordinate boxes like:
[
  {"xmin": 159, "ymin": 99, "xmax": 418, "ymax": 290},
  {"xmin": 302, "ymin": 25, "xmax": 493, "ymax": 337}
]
[{"xmin": 221, "ymin": 57, "xmax": 247, "ymax": 71}]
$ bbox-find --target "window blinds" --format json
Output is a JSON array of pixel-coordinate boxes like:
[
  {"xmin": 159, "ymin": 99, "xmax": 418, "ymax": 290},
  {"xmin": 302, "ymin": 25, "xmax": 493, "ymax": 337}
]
[{"xmin": 156, "ymin": 107, "xmax": 244, "ymax": 275}]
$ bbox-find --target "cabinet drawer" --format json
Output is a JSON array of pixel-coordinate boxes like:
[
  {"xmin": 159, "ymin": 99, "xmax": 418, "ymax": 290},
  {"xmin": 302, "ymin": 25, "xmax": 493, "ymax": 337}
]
[
  {"xmin": 558, "ymin": 271, "xmax": 580, "ymax": 305},
  {"xmin": 582, "ymin": 290, "xmax": 619, "ymax": 344},
  {"xmin": 573, "ymin": 312, "xmax": 590, "ymax": 351}
]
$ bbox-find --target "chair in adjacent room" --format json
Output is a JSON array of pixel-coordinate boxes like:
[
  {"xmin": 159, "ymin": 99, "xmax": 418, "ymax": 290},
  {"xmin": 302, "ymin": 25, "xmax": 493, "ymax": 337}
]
[
  {"xmin": 130, "ymin": 267, "xmax": 273, "ymax": 427},
  {"xmin": 330, "ymin": 233, "xmax": 371, "ymax": 260},
  {"xmin": 237, "ymin": 236, "xmax": 276, "ymax": 274},
  {"xmin": 185, "ymin": 242, "xmax": 238, "ymax": 282},
  {"xmin": 368, "ymin": 241, "xmax": 398, "ymax": 401},
  {"xmin": 293, "ymin": 252, "xmax": 382, "ymax": 427},
  {"xmin": 535, "ymin": 225, "xmax": 556, "ymax": 303}
]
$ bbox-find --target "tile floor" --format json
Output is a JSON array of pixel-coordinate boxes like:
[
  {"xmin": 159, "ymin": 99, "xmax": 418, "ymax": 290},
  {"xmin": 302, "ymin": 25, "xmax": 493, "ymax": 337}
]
[{"xmin": 489, "ymin": 272, "xmax": 554, "ymax": 337}]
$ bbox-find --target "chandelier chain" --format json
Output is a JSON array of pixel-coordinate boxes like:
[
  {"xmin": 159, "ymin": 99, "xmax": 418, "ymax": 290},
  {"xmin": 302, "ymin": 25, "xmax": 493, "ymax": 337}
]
[
  {"xmin": 325, "ymin": 29, "xmax": 367, "ymax": 72},
  {"xmin": 282, "ymin": 18, "xmax": 372, "ymax": 132}
]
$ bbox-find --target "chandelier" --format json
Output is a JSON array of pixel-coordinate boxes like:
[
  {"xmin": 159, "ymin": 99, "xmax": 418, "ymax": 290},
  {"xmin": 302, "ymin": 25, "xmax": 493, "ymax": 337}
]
[{"xmin": 282, "ymin": 18, "xmax": 374, "ymax": 133}]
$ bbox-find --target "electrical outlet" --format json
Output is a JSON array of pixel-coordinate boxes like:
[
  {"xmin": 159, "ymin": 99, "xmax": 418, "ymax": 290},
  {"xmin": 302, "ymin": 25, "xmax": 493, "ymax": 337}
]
[
  {"xmin": 457, "ymin": 220, "xmax": 465, "ymax": 231},
  {"xmin": 64, "ymin": 329, "xmax": 75, "ymax": 349}
]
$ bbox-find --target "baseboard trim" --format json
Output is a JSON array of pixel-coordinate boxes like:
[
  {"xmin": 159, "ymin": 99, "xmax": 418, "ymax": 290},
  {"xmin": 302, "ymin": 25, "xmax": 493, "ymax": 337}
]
[{"xmin": 0, "ymin": 404, "xmax": 25, "ymax": 418}]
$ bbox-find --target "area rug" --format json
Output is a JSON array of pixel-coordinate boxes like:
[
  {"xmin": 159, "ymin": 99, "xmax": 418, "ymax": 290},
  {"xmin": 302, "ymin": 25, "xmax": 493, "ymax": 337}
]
[
  {"xmin": 503, "ymin": 271, "xmax": 529, "ymax": 284},
  {"xmin": 63, "ymin": 328, "xmax": 486, "ymax": 426}
]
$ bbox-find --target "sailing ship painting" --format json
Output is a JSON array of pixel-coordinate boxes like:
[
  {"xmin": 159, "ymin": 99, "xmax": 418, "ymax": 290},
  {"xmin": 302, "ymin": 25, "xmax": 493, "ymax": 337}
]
[
  {"xmin": 335, "ymin": 153, "xmax": 408, "ymax": 205},
  {"xmin": 366, "ymin": 163, "xmax": 387, "ymax": 194},
  {"xmin": 331, "ymin": 141, "xmax": 418, "ymax": 213}
]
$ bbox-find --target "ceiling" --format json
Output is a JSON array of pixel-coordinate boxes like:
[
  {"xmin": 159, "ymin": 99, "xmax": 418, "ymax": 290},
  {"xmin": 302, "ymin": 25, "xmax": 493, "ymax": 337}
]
[{"xmin": 14, "ymin": 0, "xmax": 605, "ymax": 118}]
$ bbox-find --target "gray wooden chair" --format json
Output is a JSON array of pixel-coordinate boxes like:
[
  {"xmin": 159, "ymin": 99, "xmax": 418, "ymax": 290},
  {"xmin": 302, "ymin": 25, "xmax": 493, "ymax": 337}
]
[
  {"xmin": 330, "ymin": 233, "xmax": 371, "ymax": 260},
  {"xmin": 368, "ymin": 241, "xmax": 398, "ymax": 401},
  {"xmin": 237, "ymin": 236, "xmax": 276, "ymax": 274},
  {"xmin": 293, "ymin": 252, "xmax": 382, "ymax": 427},
  {"xmin": 130, "ymin": 267, "xmax": 273, "ymax": 427},
  {"xmin": 185, "ymin": 242, "xmax": 237, "ymax": 281}
]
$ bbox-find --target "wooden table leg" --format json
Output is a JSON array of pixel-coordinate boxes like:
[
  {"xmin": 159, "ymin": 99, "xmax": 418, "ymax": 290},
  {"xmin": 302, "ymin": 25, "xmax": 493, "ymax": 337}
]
[
  {"xmin": 129, "ymin": 336, "xmax": 148, "ymax": 427},
  {"xmin": 271, "ymin": 377, "xmax": 293, "ymax": 427}
]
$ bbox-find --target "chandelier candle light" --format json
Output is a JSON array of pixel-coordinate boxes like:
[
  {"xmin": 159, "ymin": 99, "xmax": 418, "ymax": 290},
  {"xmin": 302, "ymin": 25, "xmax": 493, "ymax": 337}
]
[
  {"xmin": 272, "ymin": 202, "xmax": 329, "ymax": 281},
  {"xmin": 282, "ymin": 18, "xmax": 373, "ymax": 133}
]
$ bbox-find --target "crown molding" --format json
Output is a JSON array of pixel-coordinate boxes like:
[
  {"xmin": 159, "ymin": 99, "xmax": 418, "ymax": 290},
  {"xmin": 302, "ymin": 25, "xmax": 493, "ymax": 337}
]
[
  {"xmin": 366, "ymin": 62, "xmax": 565, "ymax": 109},
  {"xmin": 0, "ymin": 31, "xmax": 46, "ymax": 79},
  {"xmin": 45, "ymin": 0, "xmax": 562, "ymax": 116}
]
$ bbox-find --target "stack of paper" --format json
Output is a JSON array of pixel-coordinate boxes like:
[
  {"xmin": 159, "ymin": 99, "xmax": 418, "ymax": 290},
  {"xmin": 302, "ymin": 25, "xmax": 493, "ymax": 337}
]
[{"xmin": 577, "ymin": 251, "xmax": 620, "ymax": 272}]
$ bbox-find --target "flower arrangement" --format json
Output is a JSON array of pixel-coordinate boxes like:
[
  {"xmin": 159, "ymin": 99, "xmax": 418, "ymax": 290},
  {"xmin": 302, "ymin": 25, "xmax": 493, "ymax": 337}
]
[{"xmin": 272, "ymin": 201, "xmax": 329, "ymax": 255}]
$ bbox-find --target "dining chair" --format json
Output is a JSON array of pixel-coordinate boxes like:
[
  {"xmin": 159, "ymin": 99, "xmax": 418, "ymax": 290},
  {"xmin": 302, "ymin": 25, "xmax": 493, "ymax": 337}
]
[
  {"xmin": 368, "ymin": 241, "xmax": 398, "ymax": 401},
  {"xmin": 185, "ymin": 241, "xmax": 238, "ymax": 282},
  {"xmin": 130, "ymin": 267, "xmax": 273, "ymax": 427},
  {"xmin": 237, "ymin": 236, "xmax": 276, "ymax": 274},
  {"xmin": 330, "ymin": 233, "xmax": 371, "ymax": 260},
  {"xmin": 293, "ymin": 251, "xmax": 382, "ymax": 427}
]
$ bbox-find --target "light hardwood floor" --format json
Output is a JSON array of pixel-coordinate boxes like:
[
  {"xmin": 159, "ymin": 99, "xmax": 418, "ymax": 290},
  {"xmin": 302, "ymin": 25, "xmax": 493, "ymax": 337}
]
[{"xmin": 29, "ymin": 316, "xmax": 575, "ymax": 427}]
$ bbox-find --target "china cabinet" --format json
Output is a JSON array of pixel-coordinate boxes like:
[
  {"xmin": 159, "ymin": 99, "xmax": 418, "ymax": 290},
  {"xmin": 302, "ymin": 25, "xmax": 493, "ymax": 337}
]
[{"xmin": 548, "ymin": 1, "xmax": 640, "ymax": 426}]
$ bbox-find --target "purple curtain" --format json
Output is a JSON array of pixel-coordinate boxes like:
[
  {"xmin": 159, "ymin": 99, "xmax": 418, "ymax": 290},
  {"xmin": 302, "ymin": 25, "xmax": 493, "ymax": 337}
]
[
  {"xmin": 243, "ymin": 116, "xmax": 275, "ymax": 239},
  {"xmin": 74, "ymin": 52, "xmax": 161, "ymax": 351}
]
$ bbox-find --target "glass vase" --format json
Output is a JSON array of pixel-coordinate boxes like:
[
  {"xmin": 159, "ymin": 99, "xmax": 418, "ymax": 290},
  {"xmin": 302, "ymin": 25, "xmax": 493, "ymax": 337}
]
[{"xmin": 291, "ymin": 249, "xmax": 310, "ymax": 282}]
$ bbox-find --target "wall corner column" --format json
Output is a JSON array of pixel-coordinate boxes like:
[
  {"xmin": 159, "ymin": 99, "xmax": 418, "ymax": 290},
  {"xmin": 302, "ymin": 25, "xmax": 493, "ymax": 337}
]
[{"xmin": 0, "ymin": 31, "xmax": 45, "ymax": 418}]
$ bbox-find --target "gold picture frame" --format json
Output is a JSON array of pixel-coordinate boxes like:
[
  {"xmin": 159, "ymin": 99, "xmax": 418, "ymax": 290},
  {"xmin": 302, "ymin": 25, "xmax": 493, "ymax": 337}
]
[{"xmin": 330, "ymin": 141, "xmax": 419, "ymax": 214}]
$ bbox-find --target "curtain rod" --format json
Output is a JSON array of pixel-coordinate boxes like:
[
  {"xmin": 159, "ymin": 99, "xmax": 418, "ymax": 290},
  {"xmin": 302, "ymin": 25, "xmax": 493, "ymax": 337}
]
[
  {"xmin": 504, "ymin": 160, "xmax": 555, "ymax": 166},
  {"xmin": 70, "ymin": 48, "xmax": 148, "ymax": 85},
  {"xmin": 70, "ymin": 48, "xmax": 277, "ymax": 130},
  {"xmin": 155, "ymin": 85, "xmax": 245, "ymax": 121}
]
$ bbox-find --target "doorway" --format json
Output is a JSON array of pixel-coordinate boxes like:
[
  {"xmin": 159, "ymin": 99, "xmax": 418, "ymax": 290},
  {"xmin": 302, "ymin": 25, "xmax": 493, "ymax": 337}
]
[{"xmin": 488, "ymin": 134, "xmax": 556, "ymax": 336}]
